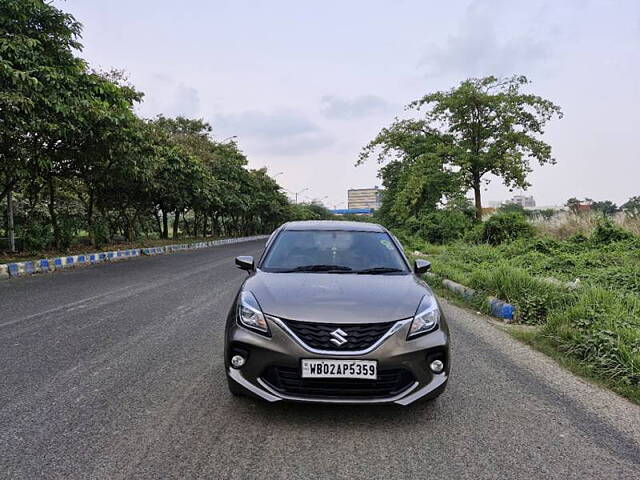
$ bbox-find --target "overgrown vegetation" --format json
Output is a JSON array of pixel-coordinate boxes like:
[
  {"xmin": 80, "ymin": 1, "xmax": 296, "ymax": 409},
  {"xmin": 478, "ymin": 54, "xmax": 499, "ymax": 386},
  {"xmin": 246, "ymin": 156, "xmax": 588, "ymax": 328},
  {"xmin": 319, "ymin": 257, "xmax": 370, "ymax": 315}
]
[{"xmin": 401, "ymin": 218, "xmax": 640, "ymax": 402}]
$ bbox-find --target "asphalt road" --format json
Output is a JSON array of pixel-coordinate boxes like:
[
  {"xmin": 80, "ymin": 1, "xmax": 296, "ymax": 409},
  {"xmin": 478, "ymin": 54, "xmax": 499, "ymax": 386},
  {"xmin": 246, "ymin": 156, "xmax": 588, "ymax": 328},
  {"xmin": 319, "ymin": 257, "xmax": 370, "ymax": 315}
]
[{"xmin": 1, "ymin": 240, "xmax": 639, "ymax": 479}]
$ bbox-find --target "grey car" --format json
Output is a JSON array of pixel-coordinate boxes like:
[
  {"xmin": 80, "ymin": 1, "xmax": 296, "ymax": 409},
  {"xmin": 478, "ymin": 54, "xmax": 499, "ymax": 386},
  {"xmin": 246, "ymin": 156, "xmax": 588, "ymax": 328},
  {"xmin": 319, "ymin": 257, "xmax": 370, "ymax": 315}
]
[{"xmin": 224, "ymin": 220, "xmax": 450, "ymax": 405}]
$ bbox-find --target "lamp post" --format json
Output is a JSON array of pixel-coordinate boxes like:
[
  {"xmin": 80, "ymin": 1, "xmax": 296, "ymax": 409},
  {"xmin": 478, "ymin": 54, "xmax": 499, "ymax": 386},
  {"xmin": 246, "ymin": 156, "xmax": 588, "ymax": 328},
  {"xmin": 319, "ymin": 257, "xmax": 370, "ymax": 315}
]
[{"xmin": 294, "ymin": 188, "xmax": 308, "ymax": 204}]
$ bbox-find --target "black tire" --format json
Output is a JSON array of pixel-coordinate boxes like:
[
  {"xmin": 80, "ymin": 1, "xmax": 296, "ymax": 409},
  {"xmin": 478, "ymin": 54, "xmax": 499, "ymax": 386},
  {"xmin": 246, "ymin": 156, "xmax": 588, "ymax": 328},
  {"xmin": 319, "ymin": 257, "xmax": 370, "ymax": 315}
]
[{"xmin": 227, "ymin": 375, "xmax": 244, "ymax": 397}]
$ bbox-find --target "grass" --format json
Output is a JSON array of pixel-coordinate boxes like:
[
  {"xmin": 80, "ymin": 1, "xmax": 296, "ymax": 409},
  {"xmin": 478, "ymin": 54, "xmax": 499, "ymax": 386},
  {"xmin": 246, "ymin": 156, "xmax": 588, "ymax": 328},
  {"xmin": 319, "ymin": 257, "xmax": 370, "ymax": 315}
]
[{"xmin": 508, "ymin": 328, "xmax": 640, "ymax": 405}]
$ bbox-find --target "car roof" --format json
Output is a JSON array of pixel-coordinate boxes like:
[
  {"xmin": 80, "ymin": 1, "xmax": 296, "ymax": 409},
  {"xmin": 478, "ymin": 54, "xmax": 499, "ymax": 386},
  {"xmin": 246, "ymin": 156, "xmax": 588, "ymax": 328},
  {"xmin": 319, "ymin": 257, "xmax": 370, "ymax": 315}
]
[{"xmin": 282, "ymin": 220, "xmax": 385, "ymax": 232}]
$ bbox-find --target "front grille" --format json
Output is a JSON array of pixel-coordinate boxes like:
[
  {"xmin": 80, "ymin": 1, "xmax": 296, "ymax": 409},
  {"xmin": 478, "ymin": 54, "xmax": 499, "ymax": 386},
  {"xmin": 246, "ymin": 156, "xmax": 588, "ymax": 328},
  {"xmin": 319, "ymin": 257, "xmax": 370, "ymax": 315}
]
[
  {"xmin": 261, "ymin": 366, "xmax": 415, "ymax": 399},
  {"xmin": 281, "ymin": 319, "xmax": 396, "ymax": 351}
]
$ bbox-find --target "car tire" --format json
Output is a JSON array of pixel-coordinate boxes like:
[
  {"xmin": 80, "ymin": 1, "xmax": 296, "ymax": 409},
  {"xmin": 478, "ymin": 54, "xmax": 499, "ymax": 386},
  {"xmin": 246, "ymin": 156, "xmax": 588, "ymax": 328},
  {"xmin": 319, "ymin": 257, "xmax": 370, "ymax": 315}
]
[{"xmin": 227, "ymin": 375, "xmax": 244, "ymax": 397}]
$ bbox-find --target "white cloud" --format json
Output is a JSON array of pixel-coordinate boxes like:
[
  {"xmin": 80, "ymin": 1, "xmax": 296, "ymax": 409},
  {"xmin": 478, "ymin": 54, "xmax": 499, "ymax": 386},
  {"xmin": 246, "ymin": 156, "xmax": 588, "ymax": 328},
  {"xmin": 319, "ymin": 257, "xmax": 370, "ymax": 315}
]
[
  {"xmin": 137, "ymin": 74, "xmax": 200, "ymax": 118},
  {"xmin": 420, "ymin": 1, "xmax": 553, "ymax": 78},
  {"xmin": 320, "ymin": 95, "xmax": 395, "ymax": 119},
  {"xmin": 214, "ymin": 110, "xmax": 332, "ymax": 155}
]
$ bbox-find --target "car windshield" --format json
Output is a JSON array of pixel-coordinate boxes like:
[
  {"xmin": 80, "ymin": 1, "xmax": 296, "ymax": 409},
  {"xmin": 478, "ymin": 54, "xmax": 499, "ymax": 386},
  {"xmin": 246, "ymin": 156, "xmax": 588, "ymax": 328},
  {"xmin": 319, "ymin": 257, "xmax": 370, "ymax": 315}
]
[{"xmin": 260, "ymin": 230, "xmax": 409, "ymax": 274}]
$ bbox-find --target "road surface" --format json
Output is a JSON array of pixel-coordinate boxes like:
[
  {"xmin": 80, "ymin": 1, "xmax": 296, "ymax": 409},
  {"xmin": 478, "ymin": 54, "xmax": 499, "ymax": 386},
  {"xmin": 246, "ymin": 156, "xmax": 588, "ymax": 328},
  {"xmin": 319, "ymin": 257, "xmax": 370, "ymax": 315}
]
[{"xmin": 1, "ymin": 239, "xmax": 639, "ymax": 479}]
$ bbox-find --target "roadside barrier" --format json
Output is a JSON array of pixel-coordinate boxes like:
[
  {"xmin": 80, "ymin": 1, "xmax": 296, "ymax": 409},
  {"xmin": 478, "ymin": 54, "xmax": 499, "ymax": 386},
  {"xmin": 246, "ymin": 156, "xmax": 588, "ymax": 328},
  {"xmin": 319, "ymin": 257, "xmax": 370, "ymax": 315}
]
[
  {"xmin": 425, "ymin": 272, "xmax": 515, "ymax": 321},
  {"xmin": 0, "ymin": 235, "xmax": 268, "ymax": 280}
]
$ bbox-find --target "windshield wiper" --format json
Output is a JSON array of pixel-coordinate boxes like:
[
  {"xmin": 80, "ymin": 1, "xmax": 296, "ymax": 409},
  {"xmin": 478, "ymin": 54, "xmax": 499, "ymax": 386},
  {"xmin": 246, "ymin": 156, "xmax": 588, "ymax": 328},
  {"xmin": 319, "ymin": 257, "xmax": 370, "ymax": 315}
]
[
  {"xmin": 356, "ymin": 267, "xmax": 405, "ymax": 275},
  {"xmin": 280, "ymin": 264, "xmax": 354, "ymax": 273}
]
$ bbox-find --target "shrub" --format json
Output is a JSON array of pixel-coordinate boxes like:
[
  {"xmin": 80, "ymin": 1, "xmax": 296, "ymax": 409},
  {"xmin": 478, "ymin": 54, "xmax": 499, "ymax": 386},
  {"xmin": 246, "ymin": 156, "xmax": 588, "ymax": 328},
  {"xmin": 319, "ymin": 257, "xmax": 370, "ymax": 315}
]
[
  {"xmin": 480, "ymin": 212, "xmax": 534, "ymax": 245},
  {"xmin": 417, "ymin": 209, "xmax": 474, "ymax": 244},
  {"xmin": 19, "ymin": 222, "xmax": 52, "ymax": 252},
  {"xmin": 590, "ymin": 220, "xmax": 634, "ymax": 244}
]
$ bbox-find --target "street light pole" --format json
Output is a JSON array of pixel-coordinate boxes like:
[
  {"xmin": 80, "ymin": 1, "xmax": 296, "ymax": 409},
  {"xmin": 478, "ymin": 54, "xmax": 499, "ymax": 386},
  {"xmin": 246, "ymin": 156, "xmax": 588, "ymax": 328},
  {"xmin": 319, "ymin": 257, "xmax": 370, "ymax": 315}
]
[{"xmin": 295, "ymin": 188, "xmax": 308, "ymax": 204}]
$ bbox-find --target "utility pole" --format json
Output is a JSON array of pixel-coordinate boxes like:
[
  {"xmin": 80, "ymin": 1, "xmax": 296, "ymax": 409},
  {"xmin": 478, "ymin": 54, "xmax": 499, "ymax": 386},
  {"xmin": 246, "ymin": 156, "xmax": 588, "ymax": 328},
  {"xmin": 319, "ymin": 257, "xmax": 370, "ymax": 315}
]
[{"xmin": 7, "ymin": 187, "xmax": 15, "ymax": 252}]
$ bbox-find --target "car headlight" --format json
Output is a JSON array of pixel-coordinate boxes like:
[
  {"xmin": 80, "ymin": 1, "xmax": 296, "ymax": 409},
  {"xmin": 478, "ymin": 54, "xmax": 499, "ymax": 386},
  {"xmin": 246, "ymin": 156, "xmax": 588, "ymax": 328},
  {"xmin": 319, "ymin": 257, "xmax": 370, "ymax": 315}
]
[
  {"xmin": 237, "ymin": 291, "xmax": 270, "ymax": 335},
  {"xmin": 407, "ymin": 295, "xmax": 440, "ymax": 339}
]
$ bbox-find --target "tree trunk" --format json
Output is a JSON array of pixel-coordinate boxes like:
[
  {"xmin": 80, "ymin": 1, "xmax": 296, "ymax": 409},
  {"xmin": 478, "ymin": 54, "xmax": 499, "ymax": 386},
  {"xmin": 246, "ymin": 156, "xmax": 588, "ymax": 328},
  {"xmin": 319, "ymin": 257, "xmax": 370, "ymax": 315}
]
[
  {"xmin": 7, "ymin": 188, "xmax": 15, "ymax": 252},
  {"xmin": 172, "ymin": 210, "xmax": 180, "ymax": 239},
  {"xmin": 183, "ymin": 214, "xmax": 191, "ymax": 237},
  {"xmin": 162, "ymin": 209, "xmax": 169, "ymax": 239},
  {"xmin": 154, "ymin": 210, "xmax": 162, "ymax": 236},
  {"xmin": 47, "ymin": 175, "xmax": 61, "ymax": 248},
  {"xmin": 87, "ymin": 191, "xmax": 95, "ymax": 247},
  {"xmin": 0, "ymin": 177, "xmax": 17, "ymax": 205},
  {"xmin": 472, "ymin": 171, "xmax": 482, "ymax": 221},
  {"xmin": 202, "ymin": 215, "xmax": 208, "ymax": 238}
]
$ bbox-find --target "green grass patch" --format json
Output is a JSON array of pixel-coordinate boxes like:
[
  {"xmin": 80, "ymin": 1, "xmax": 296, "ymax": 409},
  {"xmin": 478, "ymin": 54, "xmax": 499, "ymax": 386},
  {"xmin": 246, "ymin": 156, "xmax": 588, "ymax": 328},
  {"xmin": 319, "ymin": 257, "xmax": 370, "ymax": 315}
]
[{"xmin": 508, "ymin": 327, "xmax": 640, "ymax": 405}]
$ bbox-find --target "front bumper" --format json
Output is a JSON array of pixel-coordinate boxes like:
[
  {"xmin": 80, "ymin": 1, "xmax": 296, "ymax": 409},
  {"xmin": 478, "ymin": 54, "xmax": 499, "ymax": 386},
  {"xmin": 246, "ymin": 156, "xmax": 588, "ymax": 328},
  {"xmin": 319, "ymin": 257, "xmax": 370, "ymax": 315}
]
[{"xmin": 226, "ymin": 315, "xmax": 449, "ymax": 406}]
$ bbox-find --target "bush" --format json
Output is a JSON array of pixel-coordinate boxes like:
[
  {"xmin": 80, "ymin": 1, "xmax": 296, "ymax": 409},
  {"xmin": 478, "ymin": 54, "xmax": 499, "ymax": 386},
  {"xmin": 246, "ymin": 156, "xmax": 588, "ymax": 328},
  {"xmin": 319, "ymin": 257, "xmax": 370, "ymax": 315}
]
[
  {"xmin": 480, "ymin": 212, "xmax": 534, "ymax": 245},
  {"xmin": 417, "ymin": 209, "xmax": 474, "ymax": 244},
  {"xmin": 590, "ymin": 220, "xmax": 634, "ymax": 244},
  {"xmin": 19, "ymin": 222, "xmax": 52, "ymax": 251}
]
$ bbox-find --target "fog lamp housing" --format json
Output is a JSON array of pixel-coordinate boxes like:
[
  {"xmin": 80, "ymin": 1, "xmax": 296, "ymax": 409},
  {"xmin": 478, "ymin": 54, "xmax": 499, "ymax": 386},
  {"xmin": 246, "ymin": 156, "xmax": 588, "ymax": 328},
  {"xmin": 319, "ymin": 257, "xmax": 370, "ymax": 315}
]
[
  {"xmin": 231, "ymin": 355, "xmax": 246, "ymax": 369},
  {"xmin": 430, "ymin": 359, "xmax": 444, "ymax": 374}
]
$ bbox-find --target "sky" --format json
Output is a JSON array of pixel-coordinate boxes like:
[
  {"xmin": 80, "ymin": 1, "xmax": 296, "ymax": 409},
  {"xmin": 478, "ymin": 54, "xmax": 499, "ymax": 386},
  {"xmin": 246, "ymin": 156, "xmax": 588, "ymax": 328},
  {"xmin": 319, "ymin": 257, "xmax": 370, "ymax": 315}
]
[{"xmin": 54, "ymin": 0, "xmax": 640, "ymax": 209}]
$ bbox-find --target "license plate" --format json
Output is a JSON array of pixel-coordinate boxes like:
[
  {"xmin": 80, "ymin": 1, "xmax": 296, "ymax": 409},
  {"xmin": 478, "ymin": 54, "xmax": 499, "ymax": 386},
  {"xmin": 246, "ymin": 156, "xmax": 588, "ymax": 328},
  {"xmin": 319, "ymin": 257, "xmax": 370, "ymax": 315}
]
[{"xmin": 301, "ymin": 359, "xmax": 377, "ymax": 379}]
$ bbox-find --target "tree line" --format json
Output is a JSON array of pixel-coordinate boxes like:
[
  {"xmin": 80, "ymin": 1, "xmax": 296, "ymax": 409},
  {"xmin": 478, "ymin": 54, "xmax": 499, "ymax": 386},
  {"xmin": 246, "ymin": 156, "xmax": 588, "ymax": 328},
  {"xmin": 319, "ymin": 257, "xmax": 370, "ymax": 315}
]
[{"xmin": 0, "ymin": 0, "xmax": 326, "ymax": 253}]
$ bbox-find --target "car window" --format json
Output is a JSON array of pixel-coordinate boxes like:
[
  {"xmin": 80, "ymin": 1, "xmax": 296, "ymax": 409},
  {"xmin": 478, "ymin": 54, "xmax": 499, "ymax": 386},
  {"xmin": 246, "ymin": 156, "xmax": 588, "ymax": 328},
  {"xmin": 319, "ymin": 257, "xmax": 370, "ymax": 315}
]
[{"xmin": 261, "ymin": 230, "xmax": 409, "ymax": 273}]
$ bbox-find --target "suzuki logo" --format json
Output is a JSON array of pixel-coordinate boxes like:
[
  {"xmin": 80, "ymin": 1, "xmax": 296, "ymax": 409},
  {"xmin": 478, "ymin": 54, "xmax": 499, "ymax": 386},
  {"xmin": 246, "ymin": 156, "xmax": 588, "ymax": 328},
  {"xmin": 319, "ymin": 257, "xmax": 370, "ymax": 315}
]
[{"xmin": 330, "ymin": 328, "xmax": 348, "ymax": 347}]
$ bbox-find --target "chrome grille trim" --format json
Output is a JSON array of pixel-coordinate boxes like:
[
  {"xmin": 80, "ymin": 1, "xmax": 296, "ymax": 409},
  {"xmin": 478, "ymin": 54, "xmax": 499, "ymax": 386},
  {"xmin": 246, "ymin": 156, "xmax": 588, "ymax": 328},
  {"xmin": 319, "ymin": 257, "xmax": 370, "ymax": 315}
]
[{"xmin": 268, "ymin": 316, "xmax": 412, "ymax": 356}]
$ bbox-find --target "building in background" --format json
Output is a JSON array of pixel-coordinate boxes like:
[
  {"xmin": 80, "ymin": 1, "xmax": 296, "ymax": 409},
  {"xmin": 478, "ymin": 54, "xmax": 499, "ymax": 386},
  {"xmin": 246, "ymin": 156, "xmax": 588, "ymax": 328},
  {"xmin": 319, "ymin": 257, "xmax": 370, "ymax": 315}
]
[
  {"xmin": 347, "ymin": 187, "xmax": 382, "ymax": 210},
  {"xmin": 506, "ymin": 195, "xmax": 536, "ymax": 208}
]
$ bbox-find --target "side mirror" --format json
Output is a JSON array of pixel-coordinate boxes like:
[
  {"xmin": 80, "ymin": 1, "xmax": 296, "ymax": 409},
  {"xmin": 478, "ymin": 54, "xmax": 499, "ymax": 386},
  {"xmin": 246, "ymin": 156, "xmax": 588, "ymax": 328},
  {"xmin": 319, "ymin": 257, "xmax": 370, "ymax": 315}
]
[
  {"xmin": 414, "ymin": 259, "xmax": 431, "ymax": 275},
  {"xmin": 235, "ymin": 256, "xmax": 255, "ymax": 272}
]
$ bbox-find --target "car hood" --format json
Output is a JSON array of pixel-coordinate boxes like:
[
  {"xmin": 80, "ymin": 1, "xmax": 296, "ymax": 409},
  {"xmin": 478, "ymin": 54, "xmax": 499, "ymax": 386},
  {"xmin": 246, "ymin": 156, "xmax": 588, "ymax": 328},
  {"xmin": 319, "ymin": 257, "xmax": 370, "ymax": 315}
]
[{"xmin": 244, "ymin": 271, "xmax": 430, "ymax": 324}]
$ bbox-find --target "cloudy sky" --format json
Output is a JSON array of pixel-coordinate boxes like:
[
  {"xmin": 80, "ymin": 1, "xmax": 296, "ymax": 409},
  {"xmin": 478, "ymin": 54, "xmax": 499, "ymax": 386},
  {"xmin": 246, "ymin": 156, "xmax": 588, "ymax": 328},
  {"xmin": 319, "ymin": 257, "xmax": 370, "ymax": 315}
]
[{"xmin": 55, "ymin": 0, "xmax": 640, "ymax": 208}]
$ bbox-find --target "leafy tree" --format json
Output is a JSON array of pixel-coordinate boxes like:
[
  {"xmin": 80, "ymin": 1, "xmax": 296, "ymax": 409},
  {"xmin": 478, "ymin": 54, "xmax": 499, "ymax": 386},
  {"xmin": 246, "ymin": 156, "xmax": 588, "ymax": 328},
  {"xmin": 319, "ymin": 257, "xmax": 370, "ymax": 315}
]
[
  {"xmin": 621, "ymin": 196, "xmax": 640, "ymax": 219},
  {"xmin": 359, "ymin": 119, "xmax": 463, "ymax": 229},
  {"xmin": 0, "ymin": 1, "xmax": 300, "ymax": 254},
  {"xmin": 591, "ymin": 200, "xmax": 619, "ymax": 217},
  {"xmin": 565, "ymin": 197, "xmax": 582, "ymax": 214},
  {"xmin": 0, "ymin": 0, "xmax": 83, "ymax": 200},
  {"xmin": 360, "ymin": 76, "xmax": 562, "ymax": 220}
]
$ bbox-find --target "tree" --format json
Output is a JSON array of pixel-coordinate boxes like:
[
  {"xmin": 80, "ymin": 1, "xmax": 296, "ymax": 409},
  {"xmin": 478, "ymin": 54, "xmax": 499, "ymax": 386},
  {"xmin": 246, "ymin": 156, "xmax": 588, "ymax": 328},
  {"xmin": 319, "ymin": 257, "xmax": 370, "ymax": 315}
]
[
  {"xmin": 591, "ymin": 200, "xmax": 619, "ymax": 217},
  {"xmin": 0, "ymin": 0, "xmax": 85, "ymax": 248},
  {"xmin": 359, "ymin": 76, "xmax": 562, "ymax": 220},
  {"xmin": 359, "ymin": 119, "xmax": 463, "ymax": 229},
  {"xmin": 621, "ymin": 196, "xmax": 640, "ymax": 219},
  {"xmin": 565, "ymin": 197, "xmax": 582, "ymax": 214},
  {"xmin": 0, "ymin": 1, "xmax": 300, "ymax": 254}
]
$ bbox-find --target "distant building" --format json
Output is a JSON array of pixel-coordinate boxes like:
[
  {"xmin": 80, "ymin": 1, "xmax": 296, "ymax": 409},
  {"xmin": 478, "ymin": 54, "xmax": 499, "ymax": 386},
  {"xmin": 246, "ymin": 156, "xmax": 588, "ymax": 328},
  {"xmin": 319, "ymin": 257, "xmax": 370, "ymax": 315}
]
[
  {"xmin": 506, "ymin": 195, "xmax": 536, "ymax": 209},
  {"xmin": 347, "ymin": 187, "xmax": 382, "ymax": 211}
]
